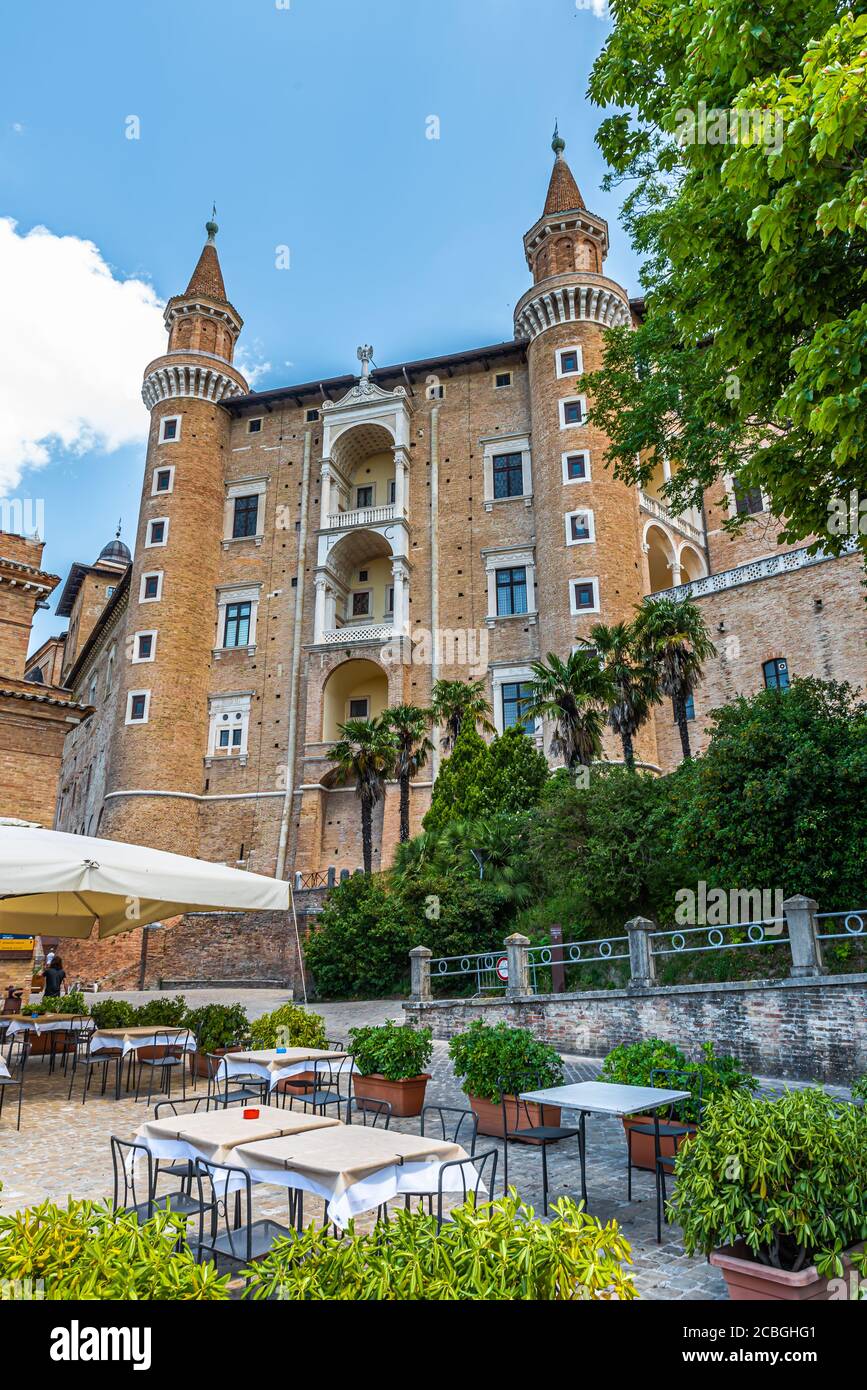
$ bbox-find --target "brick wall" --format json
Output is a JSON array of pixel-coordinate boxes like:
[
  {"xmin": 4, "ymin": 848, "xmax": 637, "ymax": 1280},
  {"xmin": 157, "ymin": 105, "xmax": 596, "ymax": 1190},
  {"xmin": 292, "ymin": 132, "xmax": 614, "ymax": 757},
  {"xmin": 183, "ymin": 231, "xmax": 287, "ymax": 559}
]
[{"xmin": 404, "ymin": 973, "xmax": 867, "ymax": 1083}]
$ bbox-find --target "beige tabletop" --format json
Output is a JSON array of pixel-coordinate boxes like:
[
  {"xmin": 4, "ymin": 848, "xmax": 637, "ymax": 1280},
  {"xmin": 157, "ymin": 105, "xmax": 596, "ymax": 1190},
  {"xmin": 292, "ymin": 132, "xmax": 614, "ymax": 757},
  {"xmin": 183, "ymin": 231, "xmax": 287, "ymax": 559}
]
[
  {"xmin": 5, "ymin": 1013, "xmax": 88, "ymax": 1025},
  {"xmin": 234, "ymin": 1125, "xmax": 466, "ymax": 1195},
  {"xmin": 95, "ymin": 1025, "xmax": 189, "ymax": 1040},
  {"xmin": 136, "ymin": 1103, "xmax": 341, "ymax": 1166},
  {"xmin": 228, "ymin": 1047, "xmax": 348, "ymax": 1070}
]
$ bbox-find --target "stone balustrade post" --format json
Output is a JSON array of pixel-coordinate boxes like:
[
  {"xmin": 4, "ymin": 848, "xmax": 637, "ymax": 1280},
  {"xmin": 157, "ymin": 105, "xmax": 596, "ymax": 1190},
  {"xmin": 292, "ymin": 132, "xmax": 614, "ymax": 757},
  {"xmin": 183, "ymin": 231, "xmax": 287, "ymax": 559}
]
[
  {"xmin": 783, "ymin": 896, "xmax": 825, "ymax": 978},
  {"xmin": 505, "ymin": 932, "xmax": 531, "ymax": 998},
  {"xmin": 409, "ymin": 945, "xmax": 432, "ymax": 1001},
  {"xmin": 626, "ymin": 916, "xmax": 657, "ymax": 989}
]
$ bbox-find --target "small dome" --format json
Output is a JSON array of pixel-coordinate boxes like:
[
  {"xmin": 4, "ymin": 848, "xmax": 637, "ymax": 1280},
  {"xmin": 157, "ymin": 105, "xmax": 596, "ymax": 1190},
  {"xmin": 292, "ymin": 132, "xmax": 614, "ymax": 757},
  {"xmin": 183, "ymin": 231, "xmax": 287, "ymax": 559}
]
[{"xmin": 97, "ymin": 534, "xmax": 131, "ymax": 566}]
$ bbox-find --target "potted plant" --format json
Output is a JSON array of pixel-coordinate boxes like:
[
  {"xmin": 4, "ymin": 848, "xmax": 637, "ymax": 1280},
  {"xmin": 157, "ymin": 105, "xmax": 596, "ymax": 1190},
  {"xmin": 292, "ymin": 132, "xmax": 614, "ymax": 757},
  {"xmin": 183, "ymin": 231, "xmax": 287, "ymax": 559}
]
[
  {"xmin": 90, "ymin": 999, "xmax": 137, "ymax": 1030},
  {"xmin": 21, "ymin": 990, "xmax": 89, "ymax": 1055},
  {"xmin": 347, "ymin": 1021, "xmax": 433, "ymax": 1118},
  {"xmin": 447, "ymin": 1020, "xmax": 564, "ymax": 1139},
  {"xmin": 251, "ymin": 1003, "xmax": 329, "ymax": 1098},
  {"xmin": 599, "ymin": 1038, "xmax": 757, "ymax": 1171},
  {"xmin": 184, "ymin": 1003, "xmax": 250, "ymax": 1078},
  {"xmin": 128, "ymin": 995, "xmax": 189, "ymax": 1059},
  {"xmin": 670, "ymin": 1088, "xmax": 867, "ymax": 1300}
]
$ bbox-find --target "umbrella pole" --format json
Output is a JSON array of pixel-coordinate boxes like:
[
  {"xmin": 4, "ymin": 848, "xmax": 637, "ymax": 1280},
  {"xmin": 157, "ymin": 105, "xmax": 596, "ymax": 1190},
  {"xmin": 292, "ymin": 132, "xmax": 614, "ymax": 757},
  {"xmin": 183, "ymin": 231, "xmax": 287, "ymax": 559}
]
[{"xmin": 289, "ymin": 885, "xmax": 307, "ymax": 1005}]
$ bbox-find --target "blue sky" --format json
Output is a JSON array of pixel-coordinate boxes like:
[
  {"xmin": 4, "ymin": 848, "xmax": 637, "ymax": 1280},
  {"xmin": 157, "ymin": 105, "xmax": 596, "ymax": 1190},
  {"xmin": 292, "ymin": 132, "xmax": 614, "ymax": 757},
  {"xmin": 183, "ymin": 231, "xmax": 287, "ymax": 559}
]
[{"xmin": 1, "ymin": 0, "xmax": 636, "ymax": 652}]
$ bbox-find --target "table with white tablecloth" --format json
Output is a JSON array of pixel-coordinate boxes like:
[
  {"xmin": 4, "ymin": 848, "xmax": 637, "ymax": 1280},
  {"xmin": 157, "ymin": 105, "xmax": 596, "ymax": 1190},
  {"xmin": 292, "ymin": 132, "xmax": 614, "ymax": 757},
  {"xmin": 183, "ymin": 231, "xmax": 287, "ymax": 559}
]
[{"xmin": 216, "ymin": 1047, "xmax": 351, "ymax": 1094}]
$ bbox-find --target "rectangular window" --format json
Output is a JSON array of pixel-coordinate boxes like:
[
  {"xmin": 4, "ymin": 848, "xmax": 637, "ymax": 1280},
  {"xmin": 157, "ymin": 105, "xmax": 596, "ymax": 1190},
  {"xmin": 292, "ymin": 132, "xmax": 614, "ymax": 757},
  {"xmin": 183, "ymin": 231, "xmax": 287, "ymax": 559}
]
[
  {"xmin": 224, "ymin": 601, "xmax": 252, "ymax": 648},
  {"xmin": 136, "ymin": 633, "xmax": 154, "ymax": 662},
  {"xmin": 557, "ymin": 347, "xmax": 583, "ymax": 376},
  {"xmin": 385, "ymin": 585, "xmax": 394, "ymax": 614},
  {"xmin": 496, "ymin": 566, "xmax": 528, "ymax": 617},
  {"xmin": 140, "ymin": 572, "xmax": 162, "ymax": 602},
  {"xmin": 386, "ymin": 478, "xmax": 396, "ymax": 504},
  {"xmin": 306, "ymin": 409, "xmax": 320, "ymax": 423},
  {"xmin": 356, "ymin": 485, "xmax": 374, "ymax": 510},
  {"xmin": 763, "ymin": 657, "xmax": 790, "ymax": 691},
  {"xmin": 106, "ymin": 586, "xmax": 115, "ymax": 598},
  {"xmin": 348, "ymin": 698, "xmax": 369, "ymax": 719},
  {"xmin": 502, "ymin": 681, "xmax": 534, "ymax": 733},
  {"xmin": 248, "ymin": 418, "xmax": 263, "ymax": 434},
  {"xmin": 126, "ymin": 691, "xmax": 150, "ymax": 724},
  {"xmin": 563, "ymin": 451, "xmax": 590, "ymax": 483},
  {"xmin": 673, "ymin": 694, "xmax": 696, "ymax": 721},
  {"xmin": 218, "ymin": 728, "xmax": 231, "ymax": 748},
  {"xmin": 562, "ymin": 399, "xmax": 584, "ymax": 426},
  {"xmin": 351, "ymin": 591, "xmax": 372, "ymax": 618},
  {"xmin": 146, "ymin": 518, "xmax": 167, "ymax": 547},
  {"xmin": 154, "ymin": 468, "xmax": 173, "ymax": 494},
  {"xmin": 232, "ymin": 494, "xmax": 260, "ymax": 538},
  {"xmin": 495, "ymin": 371, "xmax": 512, "ymax": 389},
  {"xmin": 493, "ymin": 452, "xmax": 524, "ymax": 500},
  {"xmin": 566, "ymin": 510, "xmax": 593, "ymax": 544},
  {"xmin": 570, "ymin": 578, "xmax": 599, "ymax": 614},
  {"xmin": 735, "ymin": 484, "xmax": 764, "ymax": 515},
  {"xmin": 159, "ymin": 416, "xmax": 180, "ymax": 443}
]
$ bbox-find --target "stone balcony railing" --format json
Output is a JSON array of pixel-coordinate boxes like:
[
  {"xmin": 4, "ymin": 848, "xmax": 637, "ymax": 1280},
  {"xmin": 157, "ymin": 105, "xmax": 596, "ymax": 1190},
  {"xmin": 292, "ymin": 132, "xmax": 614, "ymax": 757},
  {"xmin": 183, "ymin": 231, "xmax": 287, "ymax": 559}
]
[
  {"xmin": 639, "ymin": 490, "xmax": 705, "ymax": 546},
  {"xmin": 652, "ymin": 537, "xmax": 860, "ymax": 602},
  {"xmin": 319, "ymin": 621, "xmax": 395, "ymax": 645},
  {"xmin": 327, "ymin": 504, "xmax": 396, "ymax": 530}
]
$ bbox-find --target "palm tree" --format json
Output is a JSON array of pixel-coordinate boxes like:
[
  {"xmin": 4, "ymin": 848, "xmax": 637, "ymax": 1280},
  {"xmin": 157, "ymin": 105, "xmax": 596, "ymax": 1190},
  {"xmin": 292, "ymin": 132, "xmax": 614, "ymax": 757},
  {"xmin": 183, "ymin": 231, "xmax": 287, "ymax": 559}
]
[
  {"xmin": 430, "ymin": 678, "xmax": 495, "ymax": 751},
  {"xmin": 326, "ymin": 717, "xmax": 396, "ymax": 875},
  {"xmin": 632, "ymin": 596, "xmax": 717, "ymax": 760},
  {"xmin": 585, "ymin": 621, "xmax": 660, "ymax": 769},
  {"xmin": 391, "ymin": 829, "xmax": 450, "ymax": 881},
  {"xmin": 383, "ymin": 704, "xmax": 434, "ymax": 843},
  {"xmin": 522, "ymin": 650, "xmax": 614, "ymax": 770}
]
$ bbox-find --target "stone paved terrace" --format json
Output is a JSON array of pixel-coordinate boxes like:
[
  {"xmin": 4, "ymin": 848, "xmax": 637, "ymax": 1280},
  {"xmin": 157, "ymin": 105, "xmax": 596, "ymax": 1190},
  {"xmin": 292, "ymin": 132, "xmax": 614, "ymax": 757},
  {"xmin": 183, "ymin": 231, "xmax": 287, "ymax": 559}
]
[{"xmin": 0, "ymin": 991, "xmax": 853, "ymax": 1301}]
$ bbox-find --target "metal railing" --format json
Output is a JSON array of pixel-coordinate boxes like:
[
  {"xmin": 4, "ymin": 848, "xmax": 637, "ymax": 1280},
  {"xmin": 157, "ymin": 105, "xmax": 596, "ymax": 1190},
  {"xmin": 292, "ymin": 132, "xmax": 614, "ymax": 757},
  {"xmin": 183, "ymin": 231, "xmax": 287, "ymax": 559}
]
[
  {"xmin": 431, "ymin": 950, "xmax": 509, "ymax": 996},
  {"xmin": 815, "ymin": 909, "xmax": 867, "ymax": 941},
  {"xmin": 650, "ymin": 920, "xmax": 788, "ymax": 957}
]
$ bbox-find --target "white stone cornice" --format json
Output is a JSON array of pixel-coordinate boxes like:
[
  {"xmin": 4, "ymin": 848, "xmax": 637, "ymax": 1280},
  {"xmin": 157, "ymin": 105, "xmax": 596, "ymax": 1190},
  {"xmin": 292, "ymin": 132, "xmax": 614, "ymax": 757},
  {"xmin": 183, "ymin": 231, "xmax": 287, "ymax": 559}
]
[
  {"xmin": 514, "ymin": 274, "xmax": 632, "ymax": 341},
  {"xmin": 142, "ymin": 364, "xmax": 247, "ymax": 409}
]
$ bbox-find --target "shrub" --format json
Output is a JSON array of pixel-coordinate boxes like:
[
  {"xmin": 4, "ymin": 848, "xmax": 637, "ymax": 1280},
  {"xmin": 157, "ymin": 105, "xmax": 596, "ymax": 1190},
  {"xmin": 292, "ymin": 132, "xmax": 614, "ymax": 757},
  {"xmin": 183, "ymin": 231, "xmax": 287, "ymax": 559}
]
[
  {"xmin": 304, "ymin": 874, "xmax": 416, "ymax": 999},
  {"xmin": 852, "ymin": 1076, "xmax": 867, "ymax": 1104},
  {"xmin": 249, "ymin": 1003, "xmax": 326, "ymax": 1051},
  {"xmin": 23, "ymin": 990, "xmax": 90, "ymax": 1018},
  {"xmin": 670, "ymin": 1089, "xmax": 867, "ymax": 1276},
  {"xmin": 184, "ymin": 1003, "xmax": 250, "ymax": 1055},
  {"xmin": 448, "ymin": 1020, "xmax": 564, "ymax": 1103},
  {"xmin": 424, "ymin": 723, "xmax": 548, "ymax": 832},
  {"xmin": 132, "ymin": 995, "xmax": 189, "ymax": 1028},
  {"xmin": 347, "ymin": 1022, "xmax": 433, "ymax": 1080},
  {"xmin": 89, "ymin": 999, "xmax": 136, "ymax": 1030},
  {"xmin": 243, "ymin": 1193, "xmax": 637, "ymax": 1300},
  {"xmin": 598, "ymin": 1038, "xmax": 757, "ymax": 1124},
  {"xmin": 0, "ymin": 1200, "xmax": 231, "ymax": 1299}
]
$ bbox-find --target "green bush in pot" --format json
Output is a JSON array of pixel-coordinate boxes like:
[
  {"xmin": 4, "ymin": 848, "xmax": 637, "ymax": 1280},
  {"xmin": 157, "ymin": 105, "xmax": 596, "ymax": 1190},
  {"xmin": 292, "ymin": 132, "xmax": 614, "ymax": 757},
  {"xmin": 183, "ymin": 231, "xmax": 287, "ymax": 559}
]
[
  {"xmin": 448, "ymin": 1020, "xmax": 564, "ymax": 1103},
  {"xmin": 184, "ymin": 1003, "xmax": 250, "ymax": 1055},
  {"xmin": 132, "ymin": 995, "xmax": 188, "ymax": 1028},
  {"xmin": 669, "ymin": 1088, "xmax": 867, "ymax": 1277},
  {"xmin": 249, "ymin": 1003, "xmax": 327, "ymax": 1051},
  {"xmin": 599, "ymin": 1038, "xmax": 757, "ymax": 1124},
  {"xmin": 89, "ymin": 999, "xmax": 136, "ymax": 1030},
  {"xmin": 347, "ymin": 1021, "xmax": 433, "ymax": 1081},
  {"xmin": 22, "ymin": 990, "xmax": 90, "ymax": 1018}
]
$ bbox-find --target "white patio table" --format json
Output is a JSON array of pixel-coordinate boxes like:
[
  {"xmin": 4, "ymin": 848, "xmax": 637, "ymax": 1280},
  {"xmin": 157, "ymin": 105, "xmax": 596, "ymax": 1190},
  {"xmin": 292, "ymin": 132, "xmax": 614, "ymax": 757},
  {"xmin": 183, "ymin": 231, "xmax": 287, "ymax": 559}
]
[
  {"xmin": 518, "ymin": 1080, "xmax": 691, "ymax": 1207},
  {"xmin": 229, "ymin": 1123, "xmax": 473, "ymax": 1230},
  {"xmin": 216, "ymin": 1047, "xmax": 351, "ymax": 1094},
  {"xmin": 133, "ymin": 1103, "xmax": 340, "ymax": 1170},
  {"xmin": 90, "ymin": 1025, "xmax": 196, "ymax": 1058},
  {"xmin": 5, "ymin": 1014, "xmax": 90, "ymax": 1038}
]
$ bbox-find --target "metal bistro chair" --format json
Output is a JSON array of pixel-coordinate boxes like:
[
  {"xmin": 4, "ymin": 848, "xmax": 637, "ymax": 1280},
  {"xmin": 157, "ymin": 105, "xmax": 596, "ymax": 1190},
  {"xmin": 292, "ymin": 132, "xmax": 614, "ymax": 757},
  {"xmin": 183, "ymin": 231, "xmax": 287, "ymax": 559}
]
[
  {"xmin": 500, "ymin": 1076, "xmax": 582, "ymax": 1218},
  {"xmin": 626, "ymin": 1068, "xmax": 703, "ymax": 1244},
  {"xmin": 110, "ymin": 1135, "xmax": 212, "ymax": 1229},
  {"xmin": 194, "ymin": 1157, "xmax": 298, "ymax": 1270},
  {"xmin": 404, "ymin": 1105, "xmax": 479, "ymax": 1216},
  {"xmin": 134, "ymin": 1029, "xmax": 194, "ymax": 1105},
  {"xmin": 276, "ymin": 1037, "xmax": 345, "ymax": 1108},
  {"xmin": 205, "ymin": 1051, "xmax": 269, "ymax": 1111},
  {"xmin": 345, "ymin": 1096, "xmax": 391, "ymax": 1128},
  {"xmin": 70, "ymin": 1027, "xmax": 127, "ymax": 1103},
  {"xmin": 435, "ymin": 1149, "xmax": 499, "ymax": 1228},
  {"xmin": 287, "ymin": 1052, "xmax": 354, "ymax": 1121},
  {"xmin": 152, "ymin": 1097, "xmax": 210, "ymax": 1196},
  {"xmin": 0, "ymin": 1034, "xmax": 29, "ymax": 1130}
]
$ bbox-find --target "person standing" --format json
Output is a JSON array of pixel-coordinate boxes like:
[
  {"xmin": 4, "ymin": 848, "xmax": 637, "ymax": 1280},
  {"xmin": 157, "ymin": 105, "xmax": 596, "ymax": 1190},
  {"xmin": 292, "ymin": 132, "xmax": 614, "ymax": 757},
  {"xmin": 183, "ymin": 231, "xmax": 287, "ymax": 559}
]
[{"xmin": 42, "ymin": 955, "xmax": 66, "ymax": 999}]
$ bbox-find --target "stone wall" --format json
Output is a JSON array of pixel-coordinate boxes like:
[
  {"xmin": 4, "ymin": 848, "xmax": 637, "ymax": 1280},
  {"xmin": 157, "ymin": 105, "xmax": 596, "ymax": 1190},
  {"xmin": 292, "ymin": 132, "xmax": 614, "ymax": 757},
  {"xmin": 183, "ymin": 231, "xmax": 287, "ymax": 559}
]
[{"xmin": 403, "ymin": 973, "xmax": 867, "ymax": 1084}]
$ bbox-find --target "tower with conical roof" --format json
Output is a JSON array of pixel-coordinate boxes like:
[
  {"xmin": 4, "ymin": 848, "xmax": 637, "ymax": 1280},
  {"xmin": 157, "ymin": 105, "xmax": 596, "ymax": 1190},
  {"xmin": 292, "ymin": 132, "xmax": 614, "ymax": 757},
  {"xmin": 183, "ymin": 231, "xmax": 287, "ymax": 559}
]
[
  {"xmin": 101, "ymin": 215, "xmax": 249, "ymax": 853},
  {"xmin": 515, "ymin": 130, "xmax": 657, "ymax": 766}
]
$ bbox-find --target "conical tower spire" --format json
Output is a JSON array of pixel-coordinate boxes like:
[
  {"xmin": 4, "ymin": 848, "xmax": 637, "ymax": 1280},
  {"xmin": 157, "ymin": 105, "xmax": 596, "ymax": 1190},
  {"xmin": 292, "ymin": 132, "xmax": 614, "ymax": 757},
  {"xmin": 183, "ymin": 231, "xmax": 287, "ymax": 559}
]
[
  {"xmin": 184, "ymin": 206, "xmax": 227, "ymax": 301},
  {"xmin": 544, "ymin": 125, "xmax": 585, "ymax": 215}
]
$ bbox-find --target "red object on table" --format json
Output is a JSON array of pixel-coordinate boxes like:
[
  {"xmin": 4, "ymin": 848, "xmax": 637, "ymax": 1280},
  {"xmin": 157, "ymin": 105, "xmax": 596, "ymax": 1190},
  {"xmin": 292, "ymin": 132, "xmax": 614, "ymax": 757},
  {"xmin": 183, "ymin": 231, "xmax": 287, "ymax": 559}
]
[{"xmin": 243, "ymin": 1108, "xmax": 260, "ymax": 1120}]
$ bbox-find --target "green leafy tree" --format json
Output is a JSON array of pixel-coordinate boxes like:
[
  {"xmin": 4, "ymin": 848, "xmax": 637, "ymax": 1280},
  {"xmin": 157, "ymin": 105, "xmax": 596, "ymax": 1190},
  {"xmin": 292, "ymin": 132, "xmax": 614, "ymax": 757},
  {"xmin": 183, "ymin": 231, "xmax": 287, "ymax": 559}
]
[
  {"xmin": 585, "ymin": 621, "xmax": 660, "ymax": 768},
  {"xmin": 326, "ymin": 716, "xmax": 396, "ymax": 874},
  {"xmin": 632, "ymin": 597, "xmax": 716, "ymax": 760},
  {"xmin": 523, "ymin": 650, "xmax": 614, "ymax": 770},
  {"xmin": 423, "ymin": 721, "xmax": 488, "ymax": 832},
  {"xmin": 383, "ymin": 704, "xmax": 434, "ymax": 843},
  {"xmin": 584, "ymin": 1, "xmax": 867, "ymax": 554},
  {"xmin": 430, "ymin": 677, "xmax": 495, "ymax": 751},
  {"xmin": 423, "ymin": 723, "xmax": 548, "ymax": 832},
  {"xmin": 304, "ymin": 874, "xmax": 416, "ymax": 999}
]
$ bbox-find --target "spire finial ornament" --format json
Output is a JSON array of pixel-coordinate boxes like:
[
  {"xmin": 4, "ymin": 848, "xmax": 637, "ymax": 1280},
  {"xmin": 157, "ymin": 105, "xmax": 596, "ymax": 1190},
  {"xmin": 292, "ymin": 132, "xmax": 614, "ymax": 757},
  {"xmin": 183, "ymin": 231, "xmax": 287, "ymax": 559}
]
[
  {"xmin": 357, "ymin": 344, "xmax": 374, "ymax": 380},
  {"xmin": 116, "ymin": 518, "xmax": 122, "ymax": 539},
  {"xmin": 552, "ymin": 121, "xmax": 566, "ymax": 157},
  {"xmin": 205, "ymin": 203, "xmax": 218, "ymax": 244}
]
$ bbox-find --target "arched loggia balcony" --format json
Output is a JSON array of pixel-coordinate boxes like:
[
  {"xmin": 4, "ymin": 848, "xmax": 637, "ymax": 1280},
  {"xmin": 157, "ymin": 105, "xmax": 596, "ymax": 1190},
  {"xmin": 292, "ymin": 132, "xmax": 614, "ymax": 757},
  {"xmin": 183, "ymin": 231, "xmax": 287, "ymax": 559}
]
[
  {"xmin": 320, "ymin": 422, "xmax": 409, "ymax": 531},
  {"xmin": 313, "ymin": 529, "xmax": 410, "ymax": 647}
]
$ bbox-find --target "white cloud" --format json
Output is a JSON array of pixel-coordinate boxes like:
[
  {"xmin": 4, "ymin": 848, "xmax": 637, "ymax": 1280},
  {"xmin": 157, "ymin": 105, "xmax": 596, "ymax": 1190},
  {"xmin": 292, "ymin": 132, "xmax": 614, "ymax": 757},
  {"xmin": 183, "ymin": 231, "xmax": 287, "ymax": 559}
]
[{"xmin": 0, "ymin": 217, "xmax": 165, "ymax": 497}]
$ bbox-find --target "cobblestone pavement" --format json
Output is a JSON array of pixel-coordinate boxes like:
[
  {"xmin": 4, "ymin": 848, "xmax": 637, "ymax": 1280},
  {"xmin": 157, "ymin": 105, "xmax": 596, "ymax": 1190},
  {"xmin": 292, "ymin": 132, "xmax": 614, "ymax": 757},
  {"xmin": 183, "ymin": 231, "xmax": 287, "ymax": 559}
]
[{"xmin": 0, "ymin": 993, "xmax": 851, "ymax": 1301}]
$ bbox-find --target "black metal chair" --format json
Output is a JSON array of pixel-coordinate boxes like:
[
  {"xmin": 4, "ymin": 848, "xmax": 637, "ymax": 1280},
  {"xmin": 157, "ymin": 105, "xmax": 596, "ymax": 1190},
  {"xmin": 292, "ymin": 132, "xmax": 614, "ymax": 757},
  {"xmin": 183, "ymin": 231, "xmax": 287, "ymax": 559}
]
[
  {"xmin": 110, "ymin": 1135, "xmax": 212, "ymax": 1227},
  {"xmin": 193, "ymin": 1157, "xmax": 298, "ymax": 1268},
  {"xmin": 286, "ymin": 1053, "xmax": 354, "ymax": 1120},
  {"xmin": 404, "ymin": 1106, "xmax": 480, "ymax": 1215},
  {"xmin": 345, "ymin": 1097, "xmax": 391, "ymax": 1127},
  {"xmin": 134, "ymin": 1029, "xmax": 194, "ymax": 1105},
  {"xmin": 70, "ymin": 1029, "xmax": 128, "ymax": 1103},
  {"xmin": 204, "ymin": 1052, "xmax": 269, "ymax": 1111},
  {"xmin": 152, "ymin": 1097, "xmax": 209, "ymax": 1194},
  {"xmin": 0, "ymin": 1034, "xmax": 28, "ymax": 1130},
  {"xmin": 625, "ymin": 1066, "xmax": 702, "ymax": 1207},
  {"xmin": 435, "ymin": 1149, "xmax": 499, "ymax": 1227},
  {"xmin": 500, "ymin": 1077, "xmax": 582, "ymax": 1217}
]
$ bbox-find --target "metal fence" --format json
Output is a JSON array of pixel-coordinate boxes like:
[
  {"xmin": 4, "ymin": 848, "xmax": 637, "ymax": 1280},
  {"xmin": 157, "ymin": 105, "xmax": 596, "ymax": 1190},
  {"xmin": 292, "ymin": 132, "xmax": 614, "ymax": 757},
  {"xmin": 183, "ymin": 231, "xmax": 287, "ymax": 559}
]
[{"xmin": 650, "ymin": 919, "xmax": 788, "ymax": 958}]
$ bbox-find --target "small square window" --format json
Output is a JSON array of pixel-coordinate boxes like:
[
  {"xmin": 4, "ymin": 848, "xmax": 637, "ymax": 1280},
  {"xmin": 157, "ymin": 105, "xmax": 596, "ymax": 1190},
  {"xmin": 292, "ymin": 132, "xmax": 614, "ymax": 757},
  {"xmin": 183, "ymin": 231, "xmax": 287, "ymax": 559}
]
[
  {"xmin": 763, "ymin": 658, "xmax": 790, "ymax": 691},
  {"xmin": 495, "ymin": 372, "xmax": 512, "ymax": 389},
  {"xmin": 562, "ymin": 400, "xmax": 584, "ymax": 426},
  {"xmin": 154, "ymin": 468, "xmax": 173, "ymax": 494},
  {"xmin": 248, "ymin": 418, "xmax": 263, "ymax": 434},
  {"xmin": 570, "ymin": 578, "xmax": 598, "ymax": 614},
  {"xmin": 557, "ymin": 347, "xmax": 583, "ymax": 377},
  {"xmin": 141, "ymin": 573, "xmax": 162, "ymax": 602},
  {"xmin": 159, "ymin": 416, "xmax": 180, "ymax": 443},
  {"xmin": 567, "ymin": 511, "xmax": 593, "ymax": 544},
  {"xmin": 348, "ymin": 698, "xmax": 369, "ymax": 720},
  {"xmin": 358, "ymin": 570, "xmax": 369, "ymax": 582},
  {"xmin": 306, "ymin": 409, "xmax": 320, "ymax": 423},
  {"xmin": 735, "ymin": 484, "xmax": 764, "ymax": 516},
  {"xmin": 563, "ymin": 452, "xmax": 590, "ymax": 482},
  {"xmin": 147, "ymin": 519, "xmax": 167, "ymax": 546},
  {"xmin": 356, "ymin": 486, "xmax": 374, "ymax": 510},
  {"xmin": 126, "ymin": 691, "xmax": 149, "ymax": 724}
]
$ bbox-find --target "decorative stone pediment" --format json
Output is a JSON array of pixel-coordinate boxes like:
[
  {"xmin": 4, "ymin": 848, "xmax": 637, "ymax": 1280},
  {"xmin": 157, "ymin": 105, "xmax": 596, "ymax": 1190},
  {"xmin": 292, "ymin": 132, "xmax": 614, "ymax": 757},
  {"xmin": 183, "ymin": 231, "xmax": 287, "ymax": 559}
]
[{"xmin": 322, "ymin": 375, "xmax": 406, "ymax": 411}]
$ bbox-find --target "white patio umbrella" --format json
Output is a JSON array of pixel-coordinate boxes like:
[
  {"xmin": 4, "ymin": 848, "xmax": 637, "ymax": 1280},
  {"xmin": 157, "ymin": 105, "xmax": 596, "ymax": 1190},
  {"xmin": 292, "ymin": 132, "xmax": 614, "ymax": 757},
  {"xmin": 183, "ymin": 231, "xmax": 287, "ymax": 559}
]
[{"xmin": 0, "ymin": 824, "xmax": 290, "ymax": 938}]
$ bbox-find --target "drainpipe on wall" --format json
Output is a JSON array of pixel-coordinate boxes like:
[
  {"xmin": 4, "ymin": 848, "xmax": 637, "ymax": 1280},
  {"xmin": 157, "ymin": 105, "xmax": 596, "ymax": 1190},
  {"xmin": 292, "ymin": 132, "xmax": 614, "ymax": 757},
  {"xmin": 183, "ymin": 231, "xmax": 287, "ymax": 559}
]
[
  {"xmin": 275, "ymin": 427, "xmax": 313, "ymax": 881},
  {"xmin": 429, "ymin": 405, "xmax": 441, "ymax": 774}
]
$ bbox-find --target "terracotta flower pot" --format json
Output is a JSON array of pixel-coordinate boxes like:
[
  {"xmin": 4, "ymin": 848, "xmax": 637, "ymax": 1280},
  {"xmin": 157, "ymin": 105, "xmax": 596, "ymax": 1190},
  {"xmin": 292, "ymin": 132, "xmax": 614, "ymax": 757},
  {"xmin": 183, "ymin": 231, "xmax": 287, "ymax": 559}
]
[
  {"xmin": 352, "ymin": 1073, "xmax": 431, "ymax": 1118},
  {"xmin": 622, "ymin": 1115, "xmax": 697, "ymax": 1171},
  {"xmin": 710, "ymin": 1241, "xmax": 866, "ymax": 1301},
  {"xmin": 189, "ymin": 1044, "xmax": 242, "ymax": 1078},
  {"xmin": 469, "ymin": 1094, "xmax": 562, "ymax": 1143}
]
